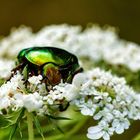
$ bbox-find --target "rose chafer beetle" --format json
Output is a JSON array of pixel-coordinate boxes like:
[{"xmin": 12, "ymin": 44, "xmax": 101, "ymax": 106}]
[{"xmin": 13, "ymin": 46, "xmax": 83, "ymax": 88}]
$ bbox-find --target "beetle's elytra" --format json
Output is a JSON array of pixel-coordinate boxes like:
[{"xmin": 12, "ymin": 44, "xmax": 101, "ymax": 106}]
[{"xmin": 15, "ymin": 46, "xmax": 83, "ymax": 87}]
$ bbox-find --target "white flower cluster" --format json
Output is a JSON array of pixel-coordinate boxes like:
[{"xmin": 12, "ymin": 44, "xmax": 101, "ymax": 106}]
[
  {"xmin": 0, "ymin": 24, "xmax": 140, "ymax": 139},
  {"xmin": 45, "ymin": 83, "xmax": 78, "ymax": 105},
  {"xmin": 0, "ymin": 72, "xmax": 72, "ymax": 115},
  {"xmin": 0, "ymin": 25, "xmax": 140, "ymax": 73},
  {"xmin": 0, "ymin": 66, "xmax": 140, "ymax": 139},
  {"xmin": 0, "ymin": 26, "xmax": 34, "ymax": 58},
  {"xmin": 0, "ymin": 72, "xmax": 44, "ymax": 113},
  {"xmin": 28, "ymin": 75, "xmax": 43, "ymax": 85},
  {"xmin": 0, "ymin": 59, "xmax": 15, "ymax": 79},
  {"xmin": 70, "ymin": 68, "xmax": 140, "ymax": 140}
]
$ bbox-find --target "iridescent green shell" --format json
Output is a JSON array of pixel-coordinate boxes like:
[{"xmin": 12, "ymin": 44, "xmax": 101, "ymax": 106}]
[{"xmin": 18, "ymin": 47, "xmax": 78, "ymax": 67}]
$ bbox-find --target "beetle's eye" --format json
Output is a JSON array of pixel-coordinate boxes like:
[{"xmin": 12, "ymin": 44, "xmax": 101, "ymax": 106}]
[{"xmin": 43, "ymin": 64, "xmax": 62, "ymax": 86}]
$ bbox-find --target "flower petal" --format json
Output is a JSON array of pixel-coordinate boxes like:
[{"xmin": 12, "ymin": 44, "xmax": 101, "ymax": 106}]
[
  {"xmin": 87, "ymin": 131, "xmax": 104, "ymax": 140},
  {"xmin": 88, "ymin": 126, "xmax": 102, "ymax": 134}
]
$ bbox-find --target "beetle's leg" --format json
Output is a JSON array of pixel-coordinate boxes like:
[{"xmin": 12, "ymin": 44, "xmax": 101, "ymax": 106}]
[
  {"xmin": 72, "ymin": 67, "xmax": 83, "ymax": 76},
  {"xmin": 65, "ymin": 67, "xmax": 83, "ymax": 83},
  {"xmin": 12, "ymin": 62, "xmax": 26, "ymax": 73},
  {"xmin": 23, "ymin": 64, "xmax": 40, "ymax": 88},
  {"xmin": 58, "ymin": 64, "xmax": 73, "ymax": 82},
  {"xmin": 58, "ymin": 64, "xmax": 73, "ymax": 71},
  {"xmin": 7, "ymin": 62, "xmax": 26, "ymax": 81},
  {"xmin": 41, "ymin": 76, "xmax": 53, "ymax": 91},
  {"xmin": 60, "ymin": 67, "xmax": 83, "ymax": 83},
  {"xmin": 21, "ymin": 64, "xmax": 31, "ymax": 88}
]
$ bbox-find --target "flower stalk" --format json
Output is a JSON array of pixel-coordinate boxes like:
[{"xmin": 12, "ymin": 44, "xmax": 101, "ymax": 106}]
[{"xmin": 26, "ymin": 110, "xmax": 34, "ymax": 140}]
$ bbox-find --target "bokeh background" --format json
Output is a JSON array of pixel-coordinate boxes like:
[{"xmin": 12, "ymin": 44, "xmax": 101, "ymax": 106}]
[{"xmin": 0, "ymin": 0, "xmax": 140, "ymax": 43}]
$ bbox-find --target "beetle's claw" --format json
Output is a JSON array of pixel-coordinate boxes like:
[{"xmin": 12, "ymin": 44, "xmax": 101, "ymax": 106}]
[{"xmin": 72, "ymin": 67, "xmax": 83, "ymax": 77}]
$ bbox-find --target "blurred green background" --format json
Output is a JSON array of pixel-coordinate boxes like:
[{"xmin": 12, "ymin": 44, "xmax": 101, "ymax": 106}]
[{"xmin": 0, "ymin": 0, "xmax": 140, "ymax": 43}]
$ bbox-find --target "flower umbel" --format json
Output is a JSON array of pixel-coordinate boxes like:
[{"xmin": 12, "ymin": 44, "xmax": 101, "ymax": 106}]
[
  {"xmin": 70, "ymin": 68, "xmax": 140, "ymax": 140},
  {"xmin": 0, "ymin": 66, "xmax": 140, "ymax": 140},
  {"xmin": 0, "ymin": 24, "xmax": 140, "ymax": 140}
]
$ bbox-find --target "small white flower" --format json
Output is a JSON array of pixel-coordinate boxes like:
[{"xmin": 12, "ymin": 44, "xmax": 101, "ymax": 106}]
[
  {"xmin": 37, "ymin": 83, "xmax": 47, "ymax": 95},
  {"xmin": 0, "ymin": 59, "xmax": 15, "ymax": 79},
  {"xmin": 23, "ymin": 92, "xmax": 43, "ymax": 112},
  {"xmin": 72, "ymin": 73, "xmax": 87, "ymax": 88},
  {"xmin": 12, "ymin": 93, "xmax": 24, "ymax": 110},
  {"xmin": 87, "ymin": 126, "xmax": 104, "ymax": 140},
  {"xmin": 28, "ymin": 75, "xmax": 43, "ymax": 85},
  {"xmin": 63, "ymin": 84, "xmax": 78, "ymax": 101},
  {"xmin": 112, "ymin": 118, "xmax": 130, "ymax": 134},
  {"xmin": 87, "ymin": 122, "xmax": 114, "ymax": 140},
  {"xmin": 80, "ymin": 99, "xmax": 97, "ymax": 116},
  {"xmin": 0, "ymin": 97, "xmax": 11, "ymax": 110}
]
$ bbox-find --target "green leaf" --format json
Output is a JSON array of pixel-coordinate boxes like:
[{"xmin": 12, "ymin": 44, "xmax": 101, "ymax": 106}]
[
  {"xmin": 33, "ymin": 116, "xmax": 45, "ymax": 140},
  {"xmin": 0, "ymin": 115, "xmax": 11, "ymax": 128},
  {"xmin": 17, "ymin": 122, "xmax": 23, "ymax": 139},
  {"xmin": 22, "ymin": 65, "xmax": 29, "ymax": 81},
  {"xmin": 54, "ymin": 123, "xmax": 64, "ymax": 134},
  {"xmin": 44, "ymin": 114, "xmax": 71, "ymax": 134},
  {"xmin": 46, "ymin": 114, "xmax": 71, "ymax": 121},
  {"xmin": 0, "ymin": 78, "xmax": 5, "ymax": 86},
  {"xmin": 48, "ymin": 118, "xmax": 64, "ymax": 134},
  {"xmin": 9, "ymin": 123, "xmax": 18, "ymax": 140},
  {"xmin": 0, "ymin": 109, "xmax": 24, "ymax": 128},
  {"xmin": 8, "ymin": 108, "xmax": 25, "ymax": 140},
  {"xmin": 46, "ymin": 115, "xmax": 71, "ymax": 134}
]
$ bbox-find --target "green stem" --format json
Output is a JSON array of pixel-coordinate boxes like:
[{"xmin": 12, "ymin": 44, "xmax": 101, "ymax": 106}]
[
  {"xmin": 47, "ymin": 116, "xmax": 88, "ymax": 140},
  {"xmin": 26, "ymin": 110, "xmax": 34, "ymax": 140},
  {"xmin": 132, "ymin": 133, "xmax": 140, "ymax": 140},
  {"xmin": 64, "ymin": 116, "xmax": 88, "ymax": 138}
]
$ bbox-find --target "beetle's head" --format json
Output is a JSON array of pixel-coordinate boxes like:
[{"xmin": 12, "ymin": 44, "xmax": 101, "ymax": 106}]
[
  {"xmin": 42, "ymin": 54, "xmax": 83, "ymax": 86},
  {"xmin": 42, "ymin": 63, "xmax": 62, "ymax": 86}
]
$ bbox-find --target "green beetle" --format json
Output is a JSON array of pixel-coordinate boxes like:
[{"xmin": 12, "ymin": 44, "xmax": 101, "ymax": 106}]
[{"xmin": 13, "ymin": 46, "xmax": 83, "ymax": 87}]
